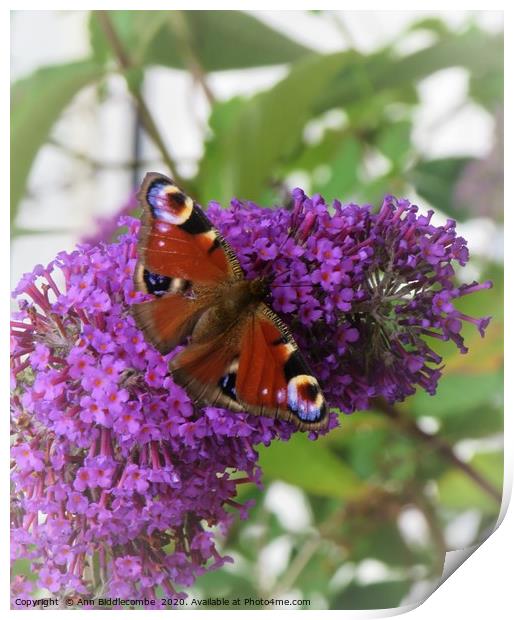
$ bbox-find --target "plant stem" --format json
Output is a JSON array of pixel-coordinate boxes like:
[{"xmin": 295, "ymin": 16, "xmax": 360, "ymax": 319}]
[
  {"xmin": 410, "ymin": 487, "xmax": 447, "ymax": 573},
  {"xmin": 94, "ymin": 10, "xmax": 184, "ymax": 185},
  {"xmin": 169, "ymin": 11, "xmax": 216, "ymax": 106},
  {"xmin": 374, "ymin": 399, "xmax": 502, "ymax": 506}
]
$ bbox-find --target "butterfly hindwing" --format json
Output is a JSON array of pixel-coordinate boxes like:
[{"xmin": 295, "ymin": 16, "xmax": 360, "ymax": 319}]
[
  {"xmin": 236, "ymin": 305, "xmax": 327, "ymax": 430},
  {"xmin": 171, "ymin": 304, "xmax": 328, "ymax": 431}
]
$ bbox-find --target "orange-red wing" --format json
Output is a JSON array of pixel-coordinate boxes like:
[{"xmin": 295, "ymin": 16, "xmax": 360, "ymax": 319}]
[
  {"xmin": 132, "ymin": 172, "xmax": 243, "ymax": 352},
  {"xmin": 236, "ymin": 309, "xmax": 288, "ymax": 412},
  {"xmin": 136, "ymin": 172, "xmax": 243, "ymax": 283},
  {"xmin": 235, "ymin": 305, "xmax": 328, "ymax": 430},
  {"xmin": 131, "ymin": 293, "xmax": 200, "ymax": 355},
  {"xmin": 169, "ymin": 305, "xmax": 328, "ymax": 431}
]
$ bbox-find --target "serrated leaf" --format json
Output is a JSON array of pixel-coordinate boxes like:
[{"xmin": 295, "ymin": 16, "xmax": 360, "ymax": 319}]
[
  {"xmin": 257, "ymin": 432, "xmax": 366, "ymax": 499},
  {"xmin": 11, "ymin": 60, "xmax": 104, "ymax": 220}
]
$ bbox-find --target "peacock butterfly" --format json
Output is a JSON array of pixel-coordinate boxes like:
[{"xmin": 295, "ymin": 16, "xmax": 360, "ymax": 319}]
[{"xmin": 132, "ymin": 172, "xmax": 328, "ymax": 431}]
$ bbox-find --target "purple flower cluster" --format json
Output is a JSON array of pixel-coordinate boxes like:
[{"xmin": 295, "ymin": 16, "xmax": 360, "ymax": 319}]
[
  {"xmin": 10, "ymin": 189, "xmax": 491, "ymax": 605},
  {"xmin": 207, "ymin": 189, "xmax": 491, "ymax": 410},
  {"xmin": 10, "ymin": 218, "xmax": 293, "ymax": 607}
]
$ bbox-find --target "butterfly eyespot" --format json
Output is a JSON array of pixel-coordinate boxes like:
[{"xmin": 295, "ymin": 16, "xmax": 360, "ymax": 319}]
[
  {"xmin": 142, "ymin": 269, "xmax": 172, "ymax": 297},
  {"xmin": 147, "ymin": 180, "xmax": 193, "ymax": 225},
  {"xmin": 219, "ymin": 372, "xmax": 237, "ymax": 401},
  {"xmin": 287, "ymin": 375, "xmax": 325, "ymax": 422}
]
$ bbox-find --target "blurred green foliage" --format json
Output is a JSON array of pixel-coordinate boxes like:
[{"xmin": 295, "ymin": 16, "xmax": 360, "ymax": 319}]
[{"xmin": 11, "ymin": 10, "xmax": 503, "ymax": 610}]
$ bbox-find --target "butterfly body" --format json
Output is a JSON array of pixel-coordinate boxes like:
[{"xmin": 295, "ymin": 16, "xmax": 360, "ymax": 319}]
[
  {"xmin": 132, "ymin": 173, "xmax": 328, "ymax": 431},
  {"xmin": 187, "ymin": 277, "xmax": 268, "ymax": 342}
]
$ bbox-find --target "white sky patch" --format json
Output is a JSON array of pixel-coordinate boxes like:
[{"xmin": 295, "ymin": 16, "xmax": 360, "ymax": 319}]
[
  {"xmin": 257, "ymin": 535, "xmax": 293, "ymax": 592},
  {"xmin": 413, "ymin": 68, "xmax": 494, "ymax": 159},
  {"xmin": 457, "ymin": 218, "xmax": 503, "ymax": 262},
  {"xmin": 329, "ymin": 563, "xmax": 355, "ymax": 591},
  {"xmin": 454, "ymin": 435, "xmax": 504, "ymax": 462},
  {"xmin": 286, "ymin": 171, "xmax": 312, "ymax": 194},
  {"xmin": 303, "ymin": 108, "xmax": 348, "ymax": 145},
  {"xmin": 355, "ymin": 558, "xmax": 392, "ymax": 585},
  {"xmin": 445, "ymin": 510, "xmax": 482, "ymax": 549},
  {"xmin": 361, "ymin": 148, "xmax": 392, "ymax": 180},
  {"xmin": 397, "ymin": 506, "xmax": 431, "ymax": 547},
  {"xmin": 417, "ymin": 416, "xmax": 441, "ymax": 435},
  {"xmin": 393, "ymin": 29, "xmax": 438, "ymax": 57},
  {"xmin": 265, "ymin": 481, "xmax": 312, "ymax": 532}
]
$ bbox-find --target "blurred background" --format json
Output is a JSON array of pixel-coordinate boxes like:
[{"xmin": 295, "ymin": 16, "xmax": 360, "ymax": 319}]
[{"xmin": 11, "ymin": 10, "xmax": 503, "ymax": 610}]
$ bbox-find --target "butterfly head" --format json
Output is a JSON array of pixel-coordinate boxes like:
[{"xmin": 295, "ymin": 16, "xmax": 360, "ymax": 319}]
[{"xmin": 248, "ymin": 276, "xmax": 273, "ymax": 301}]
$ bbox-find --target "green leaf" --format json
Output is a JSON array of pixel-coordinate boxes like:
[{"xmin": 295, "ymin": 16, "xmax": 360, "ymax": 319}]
[
  {"xmin": 375, "ymin": 120, "xmax": 412, "ymax": 168},
  {"xmin": 439, "ymin": 404, "xmax": 503, "ymax": 442},
  {"xmin": 257, "ymin": 433, "xmax": 366, "ymax": 499},
  {"xmin": 408, "ymin": 157, "xmax": 473, "ymax": 219},
  {"xmin": 90, "ymin": 11, "xmax": 313, "ymax": 72},
  {"xmin": 438, "ymin": 451, "xmax": 503, "ymax": 515},
  {"xmin": 89, "ymin": 11, "xmax": 169, "ymax": 65},
  {"xmin": 469, "ymin": 70, "xmax": 504, "ymax": 112},
  {"xmin": 332, "ymin": 579, "xmax": 412, "ymax": 610},
  {"xmin": 411, "ymin": 371, "xmax": 503, "ymax": 420},
  {"xmin": 151, "ymin": 11, "xmax": 314, "ymax": 70},
  {"xmin": 316, "ymin": 29, "xmax": 503, "ymax": 115},
  {"xmin": 284, "ymin": 126, "xmax": 349, "ymax": 174},
  {"xmin": 407, "ymin": 17, "xmax": 451, "ymax": 37},
  {"xmin": 197, "ymin": 52, "xmax": 350, "ymax": 204},
  {"xmin": 354, "ymin": 173, "xmax": 403, "ymax": 207},
  {"xmin": 349, "ymin": 522, "xmax": 414, "ymax": 566},
  {"xmin": 193, "ymin": 567, "xmax": 257, "ymax": 600},
  {"xmin": 11, "ymin": 558, "xmax": 36, "ymax": 580},
  {"xmin": 11, "ymin": 60, "xmax": 104, "ymax": 220},
  {"xmin": 196, "ymin": 96, "xmax": 246, "ymax": 203},
  {"xmin": 312, "ymin": 137, "xmax": 363, "ymax": 201}
]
